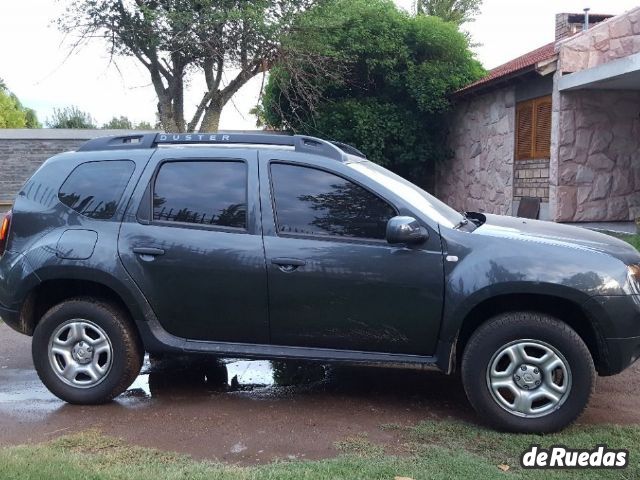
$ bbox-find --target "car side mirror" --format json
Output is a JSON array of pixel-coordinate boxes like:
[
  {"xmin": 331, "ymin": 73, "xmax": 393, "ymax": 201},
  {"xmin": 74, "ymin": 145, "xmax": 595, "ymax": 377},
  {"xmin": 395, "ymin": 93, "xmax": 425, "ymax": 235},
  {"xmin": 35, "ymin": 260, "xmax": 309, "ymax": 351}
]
[{"xmin": 386, "ymin": 216, "xmax": 429, "ymax": 245}]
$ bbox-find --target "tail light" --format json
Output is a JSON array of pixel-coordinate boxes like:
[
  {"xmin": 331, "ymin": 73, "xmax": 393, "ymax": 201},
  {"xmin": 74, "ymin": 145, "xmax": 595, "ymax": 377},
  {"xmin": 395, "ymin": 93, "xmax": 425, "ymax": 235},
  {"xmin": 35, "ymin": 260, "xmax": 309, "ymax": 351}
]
[{"xmin": 0, "ymin": 210, "xmax": 12, "ymax": 256}]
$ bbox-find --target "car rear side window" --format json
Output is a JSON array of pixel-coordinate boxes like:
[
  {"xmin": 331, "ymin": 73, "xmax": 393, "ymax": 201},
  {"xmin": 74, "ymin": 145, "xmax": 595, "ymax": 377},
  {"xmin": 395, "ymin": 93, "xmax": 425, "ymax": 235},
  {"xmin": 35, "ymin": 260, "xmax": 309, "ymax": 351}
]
[
  {"xmin": 270, "ymin": 163, "xmax": 396, "ymax": 240},
  {"xmin": 153, "ymin": 161, "xmax": 247, "ymax": 229},
  {"xmin": 58, "ymin": 160, "xmax": 135, "ymax": 220}
]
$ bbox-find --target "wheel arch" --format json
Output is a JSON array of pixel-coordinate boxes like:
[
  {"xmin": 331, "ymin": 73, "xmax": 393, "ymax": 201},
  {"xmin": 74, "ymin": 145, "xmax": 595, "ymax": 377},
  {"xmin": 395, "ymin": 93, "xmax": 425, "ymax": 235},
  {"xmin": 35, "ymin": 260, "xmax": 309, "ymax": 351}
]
[
  {"xmin": 19, "ymin": 268, "xmax": 149, "ymax": 338},
  {"xmin": 453, "ymin": 293, "xmax": 608, "ymax": 375}
]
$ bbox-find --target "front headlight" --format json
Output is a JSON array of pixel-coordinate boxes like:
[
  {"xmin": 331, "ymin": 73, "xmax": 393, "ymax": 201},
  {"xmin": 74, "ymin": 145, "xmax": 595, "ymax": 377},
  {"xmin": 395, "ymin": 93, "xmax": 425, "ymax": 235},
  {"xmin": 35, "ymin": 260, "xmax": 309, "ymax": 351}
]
[{"xmin": 627, "ymin": 264, "xmax": 640, "ymax": 295}]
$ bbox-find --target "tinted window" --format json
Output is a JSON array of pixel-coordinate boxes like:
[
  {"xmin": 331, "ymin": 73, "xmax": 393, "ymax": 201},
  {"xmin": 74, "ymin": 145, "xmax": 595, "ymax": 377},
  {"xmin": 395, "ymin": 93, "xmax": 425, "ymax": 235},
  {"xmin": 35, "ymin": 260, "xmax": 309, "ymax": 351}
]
[
  {"xmin": 153, "ymin": 161, "xmax": 247, "ymax": 229},
  {"xmin": 270, "ymin": 163, "xmax": 396, "ymax": 239},
  {"xmin": 58, "ymin": 160, "xmax": 135, "ymax": 220}
]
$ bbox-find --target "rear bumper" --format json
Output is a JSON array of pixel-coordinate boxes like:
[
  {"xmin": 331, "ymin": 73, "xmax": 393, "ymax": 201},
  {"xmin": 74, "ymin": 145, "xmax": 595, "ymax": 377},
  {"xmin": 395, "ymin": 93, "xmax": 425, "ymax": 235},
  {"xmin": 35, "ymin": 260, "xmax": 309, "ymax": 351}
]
[{"xmin": 0, "ymin": 302, "xmax": 24, "ymax": 335}]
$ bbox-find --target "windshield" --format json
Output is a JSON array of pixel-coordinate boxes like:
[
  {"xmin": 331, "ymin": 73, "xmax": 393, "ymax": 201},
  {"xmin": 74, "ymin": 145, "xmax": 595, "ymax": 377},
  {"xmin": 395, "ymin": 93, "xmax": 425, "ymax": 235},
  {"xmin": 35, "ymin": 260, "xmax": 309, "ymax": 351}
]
[{"xmin": 348, "ymin": 161, "xmax": 465, "ymax": 229}]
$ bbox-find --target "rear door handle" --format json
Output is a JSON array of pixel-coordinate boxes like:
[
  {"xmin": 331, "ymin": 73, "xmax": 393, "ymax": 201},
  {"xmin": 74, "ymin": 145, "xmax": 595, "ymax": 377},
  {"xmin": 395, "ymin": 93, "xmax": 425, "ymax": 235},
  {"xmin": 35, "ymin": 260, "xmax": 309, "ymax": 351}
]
[
  {"xmin": 271, "ymin": 257, "xmax": 306, "ymax": 272},
  {"xmin": 133, "ymin": 247, "xmax": 165, "ymax": 256}
]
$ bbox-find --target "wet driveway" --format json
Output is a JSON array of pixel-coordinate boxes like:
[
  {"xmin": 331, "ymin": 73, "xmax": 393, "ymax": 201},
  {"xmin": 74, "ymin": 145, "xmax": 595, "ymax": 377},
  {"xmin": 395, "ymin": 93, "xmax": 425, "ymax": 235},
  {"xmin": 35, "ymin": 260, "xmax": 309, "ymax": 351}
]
[{"xmin": 0, "ymin": 322, "xmax": 639, "ymax": 463}]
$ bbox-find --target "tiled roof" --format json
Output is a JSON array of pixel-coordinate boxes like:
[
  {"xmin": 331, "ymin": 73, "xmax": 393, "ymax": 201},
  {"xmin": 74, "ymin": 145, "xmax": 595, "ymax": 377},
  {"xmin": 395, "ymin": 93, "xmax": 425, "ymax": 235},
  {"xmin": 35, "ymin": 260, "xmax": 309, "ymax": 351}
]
[{"xmin": 456, "ymin": 42, "xmax": 557, "ymax": 96}]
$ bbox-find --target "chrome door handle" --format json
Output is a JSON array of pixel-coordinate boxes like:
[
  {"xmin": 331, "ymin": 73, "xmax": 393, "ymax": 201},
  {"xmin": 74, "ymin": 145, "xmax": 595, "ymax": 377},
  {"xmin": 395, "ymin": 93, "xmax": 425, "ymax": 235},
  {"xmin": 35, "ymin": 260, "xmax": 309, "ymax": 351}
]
[
  {"xmin": 133, "ymin": 247, "xmax": 165, "ymax": 256},
  {"xmin": 271, "ymin": 258, "xmax": 306, "ymax": 272}
]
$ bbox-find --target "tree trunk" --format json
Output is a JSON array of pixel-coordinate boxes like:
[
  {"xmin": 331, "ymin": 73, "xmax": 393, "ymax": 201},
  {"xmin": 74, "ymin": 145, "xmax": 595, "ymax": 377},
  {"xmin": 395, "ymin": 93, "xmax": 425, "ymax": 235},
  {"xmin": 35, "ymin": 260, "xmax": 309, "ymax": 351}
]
[
  {"xmin": 198, "ymin": 97, "xmax": 223, "ymax": 132},
  {"xmin": 158, "ymin": 99, "xmax": 180, "ymax": 133}
]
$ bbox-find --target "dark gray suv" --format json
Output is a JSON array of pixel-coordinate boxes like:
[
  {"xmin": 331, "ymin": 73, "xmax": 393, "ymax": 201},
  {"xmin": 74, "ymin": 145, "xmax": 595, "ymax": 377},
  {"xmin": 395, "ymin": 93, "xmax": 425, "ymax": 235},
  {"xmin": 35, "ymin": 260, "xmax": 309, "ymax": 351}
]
[{"xmin": 1, "ymin": 133, "xmax": 639, "ymax": 433}]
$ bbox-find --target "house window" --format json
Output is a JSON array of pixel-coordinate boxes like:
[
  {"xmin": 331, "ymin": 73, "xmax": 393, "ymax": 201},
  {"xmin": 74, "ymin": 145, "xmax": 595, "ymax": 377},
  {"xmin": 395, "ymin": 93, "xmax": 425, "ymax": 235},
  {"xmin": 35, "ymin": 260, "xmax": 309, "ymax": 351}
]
[{"xmin": 515, "ymin": 96, "xmax": 552, "ymax": 160}]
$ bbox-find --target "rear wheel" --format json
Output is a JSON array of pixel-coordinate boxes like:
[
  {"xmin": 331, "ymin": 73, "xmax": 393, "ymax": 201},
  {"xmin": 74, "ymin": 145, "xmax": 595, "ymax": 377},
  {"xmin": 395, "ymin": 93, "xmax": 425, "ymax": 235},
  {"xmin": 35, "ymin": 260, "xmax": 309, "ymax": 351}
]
[
  {"xmin": 461, "ymin": 312, "xmax": 596, "ymax": 433},
  {"xmin": 32, "ymin": 298, "xmax": 143, "ymax": 404}
]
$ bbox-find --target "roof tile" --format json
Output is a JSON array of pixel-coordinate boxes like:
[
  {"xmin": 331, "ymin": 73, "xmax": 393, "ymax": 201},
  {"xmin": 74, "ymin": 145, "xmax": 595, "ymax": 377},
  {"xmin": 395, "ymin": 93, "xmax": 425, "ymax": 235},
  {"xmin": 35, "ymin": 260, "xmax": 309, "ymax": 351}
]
[{"xmin": 457, "ymin": 42, "xmax": 556, "ymax": 95}]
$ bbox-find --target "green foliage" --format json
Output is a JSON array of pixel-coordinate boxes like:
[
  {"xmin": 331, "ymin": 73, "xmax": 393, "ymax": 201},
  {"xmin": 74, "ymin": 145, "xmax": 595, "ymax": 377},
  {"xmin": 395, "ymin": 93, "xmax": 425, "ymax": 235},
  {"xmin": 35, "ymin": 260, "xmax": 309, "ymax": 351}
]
[
  {"xmin": 24, "ymin": 109, "xmax": 41, "ymax": 128},
  {"xmin": 135, "ymin": 121, "xmax": 154, "ymax": 130},
  {"xmin": 261, "ymin": 0, "xmax": 483, "ymax": 185},
  {"xmin": 101, "ymin": 116, "xmax": 154, "ymax": 130},
  {"xmin": 416, "ymin": 0, "xmax": 483, "ymax": 25},
  {"xmin": 102, "ymin": 115, "xmax": 133, "ymax": 129},
  {"xmin": 47, "ymin": 106, "xmax": 96, "ymax": 129},
  {"xmin": 0, "ymin": 90, "xmax": 26, "ymax": 128},
  {"xmin": 0, "ymin": 78, "xmax": 41, "ymax": 129}
]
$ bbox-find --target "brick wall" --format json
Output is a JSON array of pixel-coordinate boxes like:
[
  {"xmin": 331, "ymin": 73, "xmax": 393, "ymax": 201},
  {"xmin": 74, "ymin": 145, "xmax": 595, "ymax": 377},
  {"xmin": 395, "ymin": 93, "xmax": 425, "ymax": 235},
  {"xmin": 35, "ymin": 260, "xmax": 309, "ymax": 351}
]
[
  {"xmin": 514, "ymin": 160, "xmax": 550, "ymax": 201},
  {"xmin": 0, "ymin": 130, "xmax": 152, "ymax": 211},
  {"xmin": 0, "ymin": 138, "xmax": 86, "ymax": 204}
]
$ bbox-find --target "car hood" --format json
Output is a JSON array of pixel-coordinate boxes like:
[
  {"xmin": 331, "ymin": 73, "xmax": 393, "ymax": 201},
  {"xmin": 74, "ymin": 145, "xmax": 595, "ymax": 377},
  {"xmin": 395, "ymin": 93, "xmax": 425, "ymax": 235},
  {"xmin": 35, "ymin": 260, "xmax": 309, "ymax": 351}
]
[{"xmin": 473, "ymin": 214, "xmax": 640, "ymax": 264}]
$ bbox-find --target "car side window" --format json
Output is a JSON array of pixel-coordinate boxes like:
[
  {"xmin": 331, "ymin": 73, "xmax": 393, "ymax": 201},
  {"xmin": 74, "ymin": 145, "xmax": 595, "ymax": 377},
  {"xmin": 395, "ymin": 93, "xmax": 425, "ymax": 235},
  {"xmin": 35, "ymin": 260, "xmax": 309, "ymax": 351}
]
[
  {"xmin": 270, "ymin": 163, "xmax": 396, "ymax": 240},
  {"xmin": 153, "ymin": 161, "xmax": 247, "ymax": 229},
  {"xmin": 58, "ymin": 160, "xmax": 135, "ymax": 220}
]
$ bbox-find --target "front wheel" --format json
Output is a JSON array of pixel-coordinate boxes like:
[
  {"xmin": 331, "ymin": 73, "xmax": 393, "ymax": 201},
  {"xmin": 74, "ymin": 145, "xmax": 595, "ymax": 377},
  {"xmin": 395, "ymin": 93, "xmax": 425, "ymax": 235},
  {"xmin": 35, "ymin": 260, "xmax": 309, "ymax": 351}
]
[
  {"xmin": 461, "ymin": 312, "xmax": 596, "ymax": 433},
  {"xmin": 32, "ymin": 298, "xmax": 143, "ymax": 404}
]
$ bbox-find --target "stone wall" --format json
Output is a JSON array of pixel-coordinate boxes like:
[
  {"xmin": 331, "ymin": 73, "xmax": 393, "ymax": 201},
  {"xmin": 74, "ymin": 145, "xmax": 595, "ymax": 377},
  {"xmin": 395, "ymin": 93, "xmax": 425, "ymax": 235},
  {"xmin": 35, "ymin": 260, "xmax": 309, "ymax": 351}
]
[
  {"xmin": 438, "ymin": 88, "xmax": 515, "ymax": 215},
  {"xmin": 559, "ymin": 7, "xmax": 640, "ymax": 73},
  {"xmin": 555, "ymin": 90, "xmax": 640, "ymax": 222}
]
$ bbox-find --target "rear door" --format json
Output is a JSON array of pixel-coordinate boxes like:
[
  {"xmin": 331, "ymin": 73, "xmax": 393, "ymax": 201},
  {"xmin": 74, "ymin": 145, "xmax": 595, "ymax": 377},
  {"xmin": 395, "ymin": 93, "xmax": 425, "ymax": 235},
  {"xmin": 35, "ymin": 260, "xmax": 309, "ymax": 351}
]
[{"xmin": 118, "ymin": 148, "xmax": 268, "ymax": 343}]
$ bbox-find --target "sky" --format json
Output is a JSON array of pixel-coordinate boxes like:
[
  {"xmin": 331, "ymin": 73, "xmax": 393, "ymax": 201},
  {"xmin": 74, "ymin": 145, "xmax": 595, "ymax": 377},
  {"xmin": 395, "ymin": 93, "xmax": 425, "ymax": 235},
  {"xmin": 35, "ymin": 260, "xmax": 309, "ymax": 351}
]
[{"xmin": 0, "ymin": 0, "xmax": 638, "ymax": 130}]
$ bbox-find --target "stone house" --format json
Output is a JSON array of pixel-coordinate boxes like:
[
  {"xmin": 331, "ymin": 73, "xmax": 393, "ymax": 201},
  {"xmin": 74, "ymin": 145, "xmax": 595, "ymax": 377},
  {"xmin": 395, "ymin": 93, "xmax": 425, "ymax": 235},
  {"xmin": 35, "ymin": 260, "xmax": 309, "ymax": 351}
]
[{"xmin": 438, "ymin": 8, "xmax": 640, "ymax": 226}]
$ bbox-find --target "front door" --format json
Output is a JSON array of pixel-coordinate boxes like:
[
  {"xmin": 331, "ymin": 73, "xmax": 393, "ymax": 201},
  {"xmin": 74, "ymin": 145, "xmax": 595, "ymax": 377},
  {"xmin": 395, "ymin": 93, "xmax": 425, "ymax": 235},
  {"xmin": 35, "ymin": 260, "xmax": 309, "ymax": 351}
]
[
  {"xmin": 261, "ymin": 158, "xmax": 444, "ymax": 355},
  {"xmin": 118, "ymin": 150, "xmax": 268, "ymax": 343}
]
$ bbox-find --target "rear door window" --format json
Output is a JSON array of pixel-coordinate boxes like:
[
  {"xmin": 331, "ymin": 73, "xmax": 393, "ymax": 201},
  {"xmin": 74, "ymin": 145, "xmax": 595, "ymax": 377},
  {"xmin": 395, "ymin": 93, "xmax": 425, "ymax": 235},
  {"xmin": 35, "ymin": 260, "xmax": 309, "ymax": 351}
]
[
  {"xmin": 58, "ymin": 160, "xmax": 135, "ymax": 219},
  {"xmin": 152, "ymin": 161, "xmax": 247, "ymax": 229}
]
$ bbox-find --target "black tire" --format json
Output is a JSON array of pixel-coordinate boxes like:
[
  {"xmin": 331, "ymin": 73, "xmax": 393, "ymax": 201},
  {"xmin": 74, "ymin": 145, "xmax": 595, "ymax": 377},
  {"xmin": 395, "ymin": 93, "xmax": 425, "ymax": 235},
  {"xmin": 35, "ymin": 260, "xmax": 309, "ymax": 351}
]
[
  {"xmin": 461, "ymin": 312, "xmax": 596, "ymax": 433},
  {"xmin": 32, "ymin": 297, "xmax": 143, "ymax": 404}
]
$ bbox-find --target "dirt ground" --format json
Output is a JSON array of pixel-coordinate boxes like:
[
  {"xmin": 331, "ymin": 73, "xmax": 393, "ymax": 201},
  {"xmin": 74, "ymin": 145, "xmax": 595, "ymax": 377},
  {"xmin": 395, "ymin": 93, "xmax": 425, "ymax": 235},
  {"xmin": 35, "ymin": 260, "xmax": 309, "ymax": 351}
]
[{"xmin": 0, "ymin": 322, "xmax": 638, "ymax": 464}]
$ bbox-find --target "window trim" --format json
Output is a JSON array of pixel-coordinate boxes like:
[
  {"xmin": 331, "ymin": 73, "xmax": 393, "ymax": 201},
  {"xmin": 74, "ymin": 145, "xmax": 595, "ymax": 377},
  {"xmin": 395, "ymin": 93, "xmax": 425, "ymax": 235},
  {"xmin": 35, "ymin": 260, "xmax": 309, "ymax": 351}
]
[
  {"xmin": 268, "ymin": 160, "xmax": 399, "ymax": 244},
  {"xmin": 57, "ymin": 159, "xmax": 136, "ymax": 221},
  {"xmin": 147, "ymin": 158, "xmax": 249, "ymax": 234}
]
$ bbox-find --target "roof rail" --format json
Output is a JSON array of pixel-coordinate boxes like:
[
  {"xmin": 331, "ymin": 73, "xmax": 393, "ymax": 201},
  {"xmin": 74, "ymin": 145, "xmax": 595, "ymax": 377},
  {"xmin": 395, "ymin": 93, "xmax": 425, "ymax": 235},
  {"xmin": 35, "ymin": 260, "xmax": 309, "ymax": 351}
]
[{"xmin": 76, "ymin": 132, "xmax": 364, "ymax": 161}]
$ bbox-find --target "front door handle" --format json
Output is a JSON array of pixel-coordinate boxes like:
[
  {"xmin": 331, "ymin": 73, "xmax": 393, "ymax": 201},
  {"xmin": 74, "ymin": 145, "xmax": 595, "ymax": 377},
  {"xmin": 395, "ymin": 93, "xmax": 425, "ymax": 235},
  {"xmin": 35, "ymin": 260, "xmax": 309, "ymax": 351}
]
[
  {"xmin": 271, "ymin": 257, "xmax": 306, "ymax": 272},
  {"xmin": 133, "ymin": 247, "xmax": 165, "ymax": 256}
]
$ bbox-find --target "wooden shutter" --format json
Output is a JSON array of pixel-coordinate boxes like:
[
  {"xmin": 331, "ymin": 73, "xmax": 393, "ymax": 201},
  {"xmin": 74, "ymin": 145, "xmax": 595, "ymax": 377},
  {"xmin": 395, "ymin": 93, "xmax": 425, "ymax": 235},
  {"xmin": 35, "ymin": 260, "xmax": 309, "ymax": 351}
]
[
  {"xmin": 515, "ymin": 100, "xmax": 534, "ymax": 160},
  {"xmin": 534, "ymin": 98, "xmax": 552, "ymax": 158},
  {"xmin": 515, "ymin": 95, "xmax": 552, "ymax": 160}
]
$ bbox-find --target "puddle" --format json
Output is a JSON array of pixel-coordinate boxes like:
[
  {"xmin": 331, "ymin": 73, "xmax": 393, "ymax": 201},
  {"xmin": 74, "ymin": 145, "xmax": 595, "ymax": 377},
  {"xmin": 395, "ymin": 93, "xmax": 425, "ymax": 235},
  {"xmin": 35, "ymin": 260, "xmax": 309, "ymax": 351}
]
[{"xmin": 0, "ymin": 353, "xmax": 329, "ymax": 417}]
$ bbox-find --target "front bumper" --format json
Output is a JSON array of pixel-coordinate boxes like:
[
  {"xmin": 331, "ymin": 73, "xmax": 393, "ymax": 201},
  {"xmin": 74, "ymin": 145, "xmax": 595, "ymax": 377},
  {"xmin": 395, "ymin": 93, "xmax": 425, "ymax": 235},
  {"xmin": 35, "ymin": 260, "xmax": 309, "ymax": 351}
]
[
  {"xmin": 584, "ymin": 295, "xmax": 640, "ymax": 376},
  {"xmin": 603, "ymin": 336, "xmax": 640, "ymax": 376}
]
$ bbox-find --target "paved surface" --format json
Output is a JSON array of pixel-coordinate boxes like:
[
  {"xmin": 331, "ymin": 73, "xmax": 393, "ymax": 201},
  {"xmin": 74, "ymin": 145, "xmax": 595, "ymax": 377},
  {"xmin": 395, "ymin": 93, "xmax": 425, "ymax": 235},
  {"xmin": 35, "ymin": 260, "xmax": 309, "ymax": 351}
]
[{"xmin": 0, "ymin": 323, "xmax": 638, "ymax": 464}]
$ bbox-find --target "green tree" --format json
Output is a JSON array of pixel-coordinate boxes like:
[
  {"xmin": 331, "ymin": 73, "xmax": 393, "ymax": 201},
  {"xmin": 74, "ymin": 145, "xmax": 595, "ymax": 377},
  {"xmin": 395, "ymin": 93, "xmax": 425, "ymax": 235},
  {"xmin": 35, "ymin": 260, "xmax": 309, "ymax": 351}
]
[
  {"xmin": 47, "ymin": 106, "xmax": 96, "ymax": 129},
  {"xmin": 135, "ymin": 121, "xmax": 154, "ymax": 130},
  {"xmin": 102, "ymin": 115, "xmax": 133, "ymax": 129},
  {"xmin": 0, "ymin": 90, "xmax": 26, "ymax": 128},
  {"xmin": 0, "ymin": 78, "xmax": 41, "ymax": 128},
  {"xmin": 260, "ymin": 0, "xmax": 483, "ymax": 185},
  {"xmin": 415, "ymin": 0, "xmax": 482, "ymax": 25},
  {"xmin": 59, "ymin": 0, "xmax": 322, "ymax": 133}
]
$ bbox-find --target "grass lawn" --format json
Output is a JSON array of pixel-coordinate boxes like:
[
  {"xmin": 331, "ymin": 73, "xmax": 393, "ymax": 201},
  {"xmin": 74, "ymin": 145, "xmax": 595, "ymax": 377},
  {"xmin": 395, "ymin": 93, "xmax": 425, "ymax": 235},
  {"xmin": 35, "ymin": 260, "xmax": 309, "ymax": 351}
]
[{"xmin": 1, "ymin": 420, "xmax": 638, "ymax": 480}]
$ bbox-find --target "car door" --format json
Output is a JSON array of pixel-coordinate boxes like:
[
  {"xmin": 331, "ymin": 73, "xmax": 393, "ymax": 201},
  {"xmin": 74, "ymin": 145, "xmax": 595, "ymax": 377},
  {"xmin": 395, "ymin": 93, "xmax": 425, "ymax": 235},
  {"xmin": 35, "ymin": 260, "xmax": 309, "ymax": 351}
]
[
  {"xmin": 118, "ymin": 149, "xmax": 269, "ymax": 343},
  {"xmin": 260, "ymin": 153, "xmax": 444, "ymax": 355}
]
